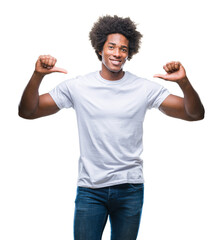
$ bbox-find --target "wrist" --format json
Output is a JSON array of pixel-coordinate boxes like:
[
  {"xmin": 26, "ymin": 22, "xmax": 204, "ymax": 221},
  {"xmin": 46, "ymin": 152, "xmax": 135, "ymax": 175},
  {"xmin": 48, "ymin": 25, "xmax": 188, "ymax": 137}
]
[
  {"xmin": 33, "ymin": 70, "xmax": 45, "ymax": 79},
  {"xmin": 177, "ymin": 76, "xmax": 190, "ymax": 89}
]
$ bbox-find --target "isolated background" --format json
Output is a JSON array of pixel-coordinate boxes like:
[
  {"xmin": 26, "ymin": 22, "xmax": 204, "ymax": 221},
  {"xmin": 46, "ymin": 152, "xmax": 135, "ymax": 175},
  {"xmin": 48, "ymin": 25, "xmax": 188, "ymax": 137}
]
[{"xmin": 1, "ymin": 0, "xmax": 222, "ymax": 239}]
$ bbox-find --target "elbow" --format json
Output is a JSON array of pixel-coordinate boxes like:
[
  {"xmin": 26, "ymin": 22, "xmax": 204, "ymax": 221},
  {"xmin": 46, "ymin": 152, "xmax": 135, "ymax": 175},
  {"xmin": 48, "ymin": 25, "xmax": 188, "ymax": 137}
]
[
  {"xmin": 18, "ymin": 107, "xmax": 35, "ymax": 120},
  {"xmin": 18, "ymin": 111, "xmax": 31, "ymax": 120},
  {"xmin": 188, "ymin": 107, "xmax": 205, "ymax": 121},
  {"xmin": 198, "ymin": 110, "xmax": 205, "ymax": 121},
  {"xmin": 195, "ymin": 106, "xmax": 205, "ymax": 121},
  {"xmin": 192, "ymin": 114, "xmax": 204, "ymax": 121},
  {"xmin": 18, "ymin": 107, "xmax": 25, "ymax": 119}
]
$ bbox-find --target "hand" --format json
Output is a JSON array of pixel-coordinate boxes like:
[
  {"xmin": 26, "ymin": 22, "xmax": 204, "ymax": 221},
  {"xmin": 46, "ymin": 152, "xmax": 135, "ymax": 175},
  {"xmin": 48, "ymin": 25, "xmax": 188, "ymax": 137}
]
[
  {"xmin": 35, "ymin": 55, "xmax": 68, "ymax": 75},
  {"xmin": 153, "ymin": 61, "xmax": 187, "ymax": 83}
]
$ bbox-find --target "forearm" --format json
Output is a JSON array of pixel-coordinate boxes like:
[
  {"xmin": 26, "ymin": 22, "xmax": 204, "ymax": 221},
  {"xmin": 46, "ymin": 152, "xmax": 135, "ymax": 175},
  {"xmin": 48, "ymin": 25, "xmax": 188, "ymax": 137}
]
[
  {"xmin": 19, "ymin": 71, "xmax": 44, "ymax": 118},
  {"xmin": 178, "ymin": 77, "xmax": 205, "ymax": 120}
]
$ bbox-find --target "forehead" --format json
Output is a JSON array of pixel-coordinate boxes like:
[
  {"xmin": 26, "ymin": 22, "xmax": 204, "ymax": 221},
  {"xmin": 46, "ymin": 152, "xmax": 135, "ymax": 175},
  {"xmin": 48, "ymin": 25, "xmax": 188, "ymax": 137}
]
[{"xmin": 105, "ymin": 33, "xmax": 129, "ymax": 47}]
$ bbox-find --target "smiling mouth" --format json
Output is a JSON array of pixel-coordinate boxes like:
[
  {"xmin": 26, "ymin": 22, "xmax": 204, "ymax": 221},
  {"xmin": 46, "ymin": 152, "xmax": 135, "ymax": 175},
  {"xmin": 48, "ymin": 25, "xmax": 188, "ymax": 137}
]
[{"xmin": 110, "ymin": 59, "xmax": 122, "ymax": 66}]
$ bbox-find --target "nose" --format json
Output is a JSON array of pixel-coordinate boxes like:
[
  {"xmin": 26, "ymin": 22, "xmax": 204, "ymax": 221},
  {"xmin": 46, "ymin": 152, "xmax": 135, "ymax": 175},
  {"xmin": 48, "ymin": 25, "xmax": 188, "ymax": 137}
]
[{"xmin": 113, "ymin": 48, "xmax": 121, "ymax": 58}]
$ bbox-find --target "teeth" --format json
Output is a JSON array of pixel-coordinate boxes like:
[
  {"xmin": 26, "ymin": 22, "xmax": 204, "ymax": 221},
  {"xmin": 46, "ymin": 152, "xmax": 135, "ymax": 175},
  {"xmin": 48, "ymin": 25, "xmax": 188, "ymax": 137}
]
[
  {"xmin": 110, "ymin": 59, "xmax": 121, "ymax": 65},
  {"xmin": 111, "ymin": 61, "xmax": 120, "ymax": 66},
  {"xmin": 110, "ymin": 59, "xmax": 120, "ymax": 62}
]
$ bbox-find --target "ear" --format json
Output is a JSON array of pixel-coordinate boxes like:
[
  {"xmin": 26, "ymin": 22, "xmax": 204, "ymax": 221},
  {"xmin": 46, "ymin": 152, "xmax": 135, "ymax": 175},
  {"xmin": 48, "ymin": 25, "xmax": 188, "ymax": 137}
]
[{"xmin": 99, "ymin": 51, "xmax": 102, "ymax": 56}]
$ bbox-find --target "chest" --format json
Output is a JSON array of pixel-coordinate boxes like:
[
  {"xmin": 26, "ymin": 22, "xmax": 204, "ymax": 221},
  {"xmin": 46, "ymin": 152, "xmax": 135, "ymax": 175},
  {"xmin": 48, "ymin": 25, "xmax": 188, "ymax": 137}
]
[{"xmin": 74, "ymin": 84, "xmax": 148, "ymax": 120}]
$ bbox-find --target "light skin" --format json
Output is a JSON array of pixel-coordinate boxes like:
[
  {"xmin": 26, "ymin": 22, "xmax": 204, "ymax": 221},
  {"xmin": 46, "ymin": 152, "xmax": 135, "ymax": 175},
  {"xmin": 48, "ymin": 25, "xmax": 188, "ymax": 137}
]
[{"xmin": 18, "ymin": 33, "xmax": 204, "ymax": 121}]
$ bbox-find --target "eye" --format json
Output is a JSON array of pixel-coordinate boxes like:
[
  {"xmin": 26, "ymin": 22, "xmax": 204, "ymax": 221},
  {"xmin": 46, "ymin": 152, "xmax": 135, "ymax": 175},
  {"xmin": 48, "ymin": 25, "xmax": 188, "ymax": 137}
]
[
  {"xmin": 121, "ymin": 48, "xmax": 128, "ymax": 53},
  {"xmin": 108, "ymin": 45, "xmax": 114, "ymax": 49}
]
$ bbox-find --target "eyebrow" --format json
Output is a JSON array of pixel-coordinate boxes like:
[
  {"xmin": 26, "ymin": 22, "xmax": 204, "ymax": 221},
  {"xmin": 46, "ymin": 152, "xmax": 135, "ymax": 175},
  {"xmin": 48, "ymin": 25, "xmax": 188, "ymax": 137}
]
[{"xmin": 108, "ymin": 42, "xmax": 128, "ymax": 49}]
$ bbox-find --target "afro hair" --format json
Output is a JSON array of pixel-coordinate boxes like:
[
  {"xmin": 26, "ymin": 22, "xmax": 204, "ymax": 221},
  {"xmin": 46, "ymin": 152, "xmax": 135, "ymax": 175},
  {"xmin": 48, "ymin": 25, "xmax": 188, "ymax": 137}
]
[{"xmin": 89, "ymin": 15, "xmax": 143, "ymax": 61}]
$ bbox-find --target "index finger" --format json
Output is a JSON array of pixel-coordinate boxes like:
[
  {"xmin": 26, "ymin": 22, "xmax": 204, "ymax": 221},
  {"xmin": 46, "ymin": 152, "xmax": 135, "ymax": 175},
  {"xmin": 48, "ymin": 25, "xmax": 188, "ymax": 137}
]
[{"xmin": 173, "ymin": 61, "xmax": 180, "ymax": 71}]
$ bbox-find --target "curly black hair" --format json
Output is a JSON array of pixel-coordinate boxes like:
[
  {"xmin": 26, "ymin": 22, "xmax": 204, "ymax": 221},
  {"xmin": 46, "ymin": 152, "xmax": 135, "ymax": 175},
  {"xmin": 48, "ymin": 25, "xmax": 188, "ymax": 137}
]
[{"xmin": 89, "ymin": 15, "xmax": 143, "ymax": 61}]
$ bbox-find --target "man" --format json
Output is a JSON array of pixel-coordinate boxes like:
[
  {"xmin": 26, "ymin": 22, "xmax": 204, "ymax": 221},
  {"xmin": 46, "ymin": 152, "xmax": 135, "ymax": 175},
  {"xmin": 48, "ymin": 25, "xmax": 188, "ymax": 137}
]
[{"xmin": 19, "ymin": 15, "xmax": 204, "ymax": 240}]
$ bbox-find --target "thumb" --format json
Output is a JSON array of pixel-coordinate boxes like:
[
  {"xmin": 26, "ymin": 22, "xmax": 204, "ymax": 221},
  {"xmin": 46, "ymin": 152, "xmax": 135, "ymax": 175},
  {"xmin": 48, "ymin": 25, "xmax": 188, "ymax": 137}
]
[
  {"xmin": 51, "ymin": 67, "xmax": 68, "ymax": 74},
  {"xmin": 153, "ymin": 74, "xmax": 167, "ymax": 79}
]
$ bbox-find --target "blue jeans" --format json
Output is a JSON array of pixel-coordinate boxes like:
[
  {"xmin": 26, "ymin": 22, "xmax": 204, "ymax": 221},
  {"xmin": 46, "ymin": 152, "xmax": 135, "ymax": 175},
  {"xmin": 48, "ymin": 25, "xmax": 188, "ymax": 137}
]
[{"xmin": 74, "ymin": 183, "xmax": 144, "ymax": 240}]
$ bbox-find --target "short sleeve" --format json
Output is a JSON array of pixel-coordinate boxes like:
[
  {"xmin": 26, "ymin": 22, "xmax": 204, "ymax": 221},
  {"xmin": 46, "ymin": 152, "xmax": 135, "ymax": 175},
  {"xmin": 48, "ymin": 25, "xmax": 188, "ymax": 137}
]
[
  {"xmin": 49, "ymin": 80, "xmax": 74, "ymax": 109},
  {"xmin": 147, "ymin": 81, "xmax": 170, "ymax": 109}
]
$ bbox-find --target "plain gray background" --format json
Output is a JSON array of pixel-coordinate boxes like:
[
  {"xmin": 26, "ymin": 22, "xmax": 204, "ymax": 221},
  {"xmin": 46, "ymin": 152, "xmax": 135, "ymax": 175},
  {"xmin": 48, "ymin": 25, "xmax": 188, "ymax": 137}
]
[{"xmin": 1, "ymin": 0, "xmax": 222, "ymax": 239}]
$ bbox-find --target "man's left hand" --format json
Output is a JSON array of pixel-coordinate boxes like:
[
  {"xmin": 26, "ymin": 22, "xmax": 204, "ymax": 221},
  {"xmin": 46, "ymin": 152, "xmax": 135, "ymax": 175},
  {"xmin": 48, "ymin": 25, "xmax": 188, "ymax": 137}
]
[{"xmin": 154, "ymin": 61, "xmax": 187, "ymax": 83}]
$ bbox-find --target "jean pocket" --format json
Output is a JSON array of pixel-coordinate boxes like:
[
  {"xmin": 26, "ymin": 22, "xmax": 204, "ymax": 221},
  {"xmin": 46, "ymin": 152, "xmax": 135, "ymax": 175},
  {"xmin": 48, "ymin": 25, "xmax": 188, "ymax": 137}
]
[{"xmin": 128, "ymin": 183, "xmax": 144, "ymax": 191}]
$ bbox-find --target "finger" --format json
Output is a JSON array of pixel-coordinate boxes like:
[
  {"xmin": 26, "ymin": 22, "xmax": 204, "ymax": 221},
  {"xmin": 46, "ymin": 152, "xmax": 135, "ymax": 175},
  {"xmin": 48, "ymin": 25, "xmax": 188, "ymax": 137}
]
[
  {"xmin": 167, "ymin": 62, "xmax": 176, "ymax": 73},
  {"xmin": 45, "ymin": 55, "xmax": 50, "ymax": 66},
  {"xmin": 40, "ymin": 55, "xmax": 47, "ymax": 63},
  {"xmin": 44, "ymin": 55, "xmax": 52, "ymax": 68},
  {"xmin": 170, "ymin": 62, "xmax": 176, "ymax": 70},
  {"xmin": 153, "ymin": 74, "xmax": 168, "ymax": 80},
  {"xmin": 173, "ymin": 62, "xmax": 178, "ymax": 71},
  {"xmin": 47, "ymin": 56, "xmax": 56, "ymax": 69},
  {"xmin": 40, "ymin": 55, "xmax": 55, "ymax": 69},
  {"xmin": 173, "ymin": 61, "xmax": 180, "ymax": 71},
  {"xmin": 163, "ymin": 64, "xmax": 171, "ymax": 73},
  {"xmin": 171, "ymin": 62, "xmax": 177, "ymax": 72},
  {"xmin": 51, "ymin": 67, "xmax": 68, "ymax": 74},
  {"xmin": 52, "ymin": 57, "xmax": 57, "ymax": 67},
  {"xmin": 40, "ymin": 55, "xmax": 51, "ymax": 64},
  {"xmin": 40, "ymin": 55, "xmax": 47, "ymax": 68},
  {"xmin": 37, "ymin": 55, "xmax": 67, "ymax": 73},
  {"xmin": 166, "ymin": 62, "xmax": 178, "ymax": 73}
]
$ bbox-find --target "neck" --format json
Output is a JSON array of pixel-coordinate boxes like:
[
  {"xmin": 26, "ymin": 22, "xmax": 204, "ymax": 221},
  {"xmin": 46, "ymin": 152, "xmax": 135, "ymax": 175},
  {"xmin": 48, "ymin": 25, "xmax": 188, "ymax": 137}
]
[{"xmin": 100, "ymin": 65, "xmax": 124, "ymax": 81}]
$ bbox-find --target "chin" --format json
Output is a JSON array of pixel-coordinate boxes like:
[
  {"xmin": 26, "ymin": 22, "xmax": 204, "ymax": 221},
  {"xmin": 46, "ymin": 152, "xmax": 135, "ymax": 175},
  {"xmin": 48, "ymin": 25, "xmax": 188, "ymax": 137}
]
[
  {"xmin": 102, "ymin": 61, "xmax": 125, "ymax": 74},
  {"xmin": 110, "ymin": 68, "xmax": 122, "ymax": 73},
  {"xmin": 108, "ymin": 65, "xmax": 124, "ymax": 73}
]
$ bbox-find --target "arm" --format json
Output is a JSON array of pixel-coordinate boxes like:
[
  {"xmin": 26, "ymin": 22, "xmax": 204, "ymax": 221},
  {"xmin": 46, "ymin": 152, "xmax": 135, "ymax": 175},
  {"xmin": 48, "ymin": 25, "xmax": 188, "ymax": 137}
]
[
  {"xmin": 18, "ymin": 55, "xmax": 67, "ymax": 119},
  {"xmin": 154, "ymin": 61, "xmax": 205, "ymax": 121}
]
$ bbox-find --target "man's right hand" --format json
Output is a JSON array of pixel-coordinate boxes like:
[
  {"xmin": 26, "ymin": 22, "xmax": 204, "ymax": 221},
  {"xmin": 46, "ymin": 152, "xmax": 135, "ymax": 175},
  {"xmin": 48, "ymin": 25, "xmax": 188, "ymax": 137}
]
[
  {"xmin": 19, "ymin": 55, "xmax": 66, "ymax": 119},
  {"xmin": 35, "ymin": 55, "xmax": 68, "ymax": 75}
]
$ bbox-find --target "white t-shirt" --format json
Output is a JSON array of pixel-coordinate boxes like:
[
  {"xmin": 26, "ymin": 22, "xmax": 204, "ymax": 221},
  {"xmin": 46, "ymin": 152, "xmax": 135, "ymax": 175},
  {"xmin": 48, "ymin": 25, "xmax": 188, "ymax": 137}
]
[{"xmin": 49, "ymin": 71, "xmax": 170, "ymax": 188}]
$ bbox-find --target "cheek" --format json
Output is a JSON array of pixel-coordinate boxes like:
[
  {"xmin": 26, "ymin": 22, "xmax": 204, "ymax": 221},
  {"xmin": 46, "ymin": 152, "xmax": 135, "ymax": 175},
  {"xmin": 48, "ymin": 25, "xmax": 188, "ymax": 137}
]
[
  {"xmin": 122, "ymin": 56, "xmax": 128, "ymax": 65},
  {"xmin": 101, "ymin": 51, "xmax": 110, "ymax": 64},
  {"xmin": 101, "ymin": 51, "xmax": 106, "ymax": 63}
]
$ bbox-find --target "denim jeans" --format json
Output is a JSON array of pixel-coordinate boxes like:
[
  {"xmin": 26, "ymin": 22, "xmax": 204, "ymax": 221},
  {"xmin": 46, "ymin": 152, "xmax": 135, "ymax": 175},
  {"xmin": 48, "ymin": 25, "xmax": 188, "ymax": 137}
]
[{"xmin": 73, "ymin": 183, "xmax": 144, "ymax": 240}]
